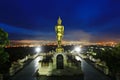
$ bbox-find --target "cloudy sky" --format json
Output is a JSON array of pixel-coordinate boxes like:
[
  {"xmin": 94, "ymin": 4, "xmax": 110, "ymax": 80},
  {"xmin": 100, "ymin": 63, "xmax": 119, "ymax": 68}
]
[{"xmin": 0, "ymin": 0, "xmax": 120, "ymax": 42}]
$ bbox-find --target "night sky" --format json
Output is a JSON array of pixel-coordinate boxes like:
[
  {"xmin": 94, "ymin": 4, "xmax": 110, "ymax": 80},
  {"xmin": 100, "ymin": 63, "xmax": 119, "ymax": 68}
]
[{"xmin": 0, "ymin": 0, "xmax": 120, "ymax": 42}]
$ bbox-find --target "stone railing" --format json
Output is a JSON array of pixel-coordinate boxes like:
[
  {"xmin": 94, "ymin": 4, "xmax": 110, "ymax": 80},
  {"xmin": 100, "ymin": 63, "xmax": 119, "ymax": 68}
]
[
  {"xmin": 9, "ymin": 56, "xmax": 30, "ymax": 76},
  {"xmin": 95, "ymin": 63, "xmax": 109, "ymax": 75},
  {"xmin": 9, "ymin": 54, "xmax": 37, "ymax": 76},
  {"xmin": 80, "ymin": 54, "xmax": 109, "ymax": 75},
  {"xmin": 9, "ymin": 61, "xmax": 24, "ymax": 76},
  {"xmin": 28, "ymin": 54, "xmax": 38, "ymax": 59}
]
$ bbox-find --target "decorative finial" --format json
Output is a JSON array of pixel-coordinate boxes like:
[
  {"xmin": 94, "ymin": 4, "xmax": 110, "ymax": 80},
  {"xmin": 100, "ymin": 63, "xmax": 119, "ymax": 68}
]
[{"xmin": 57, "ymin": 16, "xmax": 62, "ymax": 25}]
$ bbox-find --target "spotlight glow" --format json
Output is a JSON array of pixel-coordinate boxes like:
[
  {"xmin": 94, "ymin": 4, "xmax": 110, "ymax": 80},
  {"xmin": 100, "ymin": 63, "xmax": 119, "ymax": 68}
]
[
  {"xmin": 75, "ymin": 46, "xmax": 81, "ymax": 52},
  {"xmin": 35, "ymin": 47, "xmax": 41, "ymax": 53}
]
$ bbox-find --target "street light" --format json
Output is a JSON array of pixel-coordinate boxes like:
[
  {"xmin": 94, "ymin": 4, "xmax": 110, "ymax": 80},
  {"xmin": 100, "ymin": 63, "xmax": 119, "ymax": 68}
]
[
  {"xmin": 74, "ymin": 46, "xmax": 81, "ymax": 53},
  {"xmin": 35, "ymin": 47, "xmax": 41, "ymax": 53}
]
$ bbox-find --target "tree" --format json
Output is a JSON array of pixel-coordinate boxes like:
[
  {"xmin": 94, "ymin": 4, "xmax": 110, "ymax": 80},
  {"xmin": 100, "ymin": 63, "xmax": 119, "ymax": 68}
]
[
  {"xmin": 99, "ymin": 45, "xmax": 120, "ymax": 80},
  {"xmin": 0, "ymin": 28, "xmax": 9, "ymax": 65}
]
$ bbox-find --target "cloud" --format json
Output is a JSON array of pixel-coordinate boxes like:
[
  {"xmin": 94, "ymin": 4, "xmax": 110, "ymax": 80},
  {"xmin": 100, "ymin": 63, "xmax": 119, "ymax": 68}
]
[{"xmin": 64, "ymin": 30, "xmax": 92, "ymax": 41}]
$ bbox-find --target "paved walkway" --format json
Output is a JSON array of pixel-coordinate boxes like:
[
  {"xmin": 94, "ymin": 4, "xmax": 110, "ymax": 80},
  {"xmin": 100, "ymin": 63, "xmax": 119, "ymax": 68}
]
[
  {"xmin": 11, "ymin": 56, "xmax": 43, "ymax": 80},
  {"xmin": 81, "ymin": 58, "xmax": 110, "ymax": 80},
  {"xmin": 77, "ymin": 54, "xmax": 110, "ymax": 80}
]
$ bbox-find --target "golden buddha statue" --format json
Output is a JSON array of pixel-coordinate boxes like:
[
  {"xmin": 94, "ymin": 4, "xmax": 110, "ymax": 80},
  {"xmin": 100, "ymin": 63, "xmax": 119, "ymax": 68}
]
[{"xmin": 55, "ymin": 17, "xmax": 64, "ymax": 52}]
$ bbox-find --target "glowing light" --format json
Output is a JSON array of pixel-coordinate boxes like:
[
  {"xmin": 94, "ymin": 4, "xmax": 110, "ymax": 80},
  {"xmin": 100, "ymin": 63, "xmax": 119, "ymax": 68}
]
[
  {"xmin": 75, "ymin": 46, "xmax": 81, "ymax": 52},
  {"xmin": 35, "ymin": 47, "xmax": 41, "ymax": 53}
]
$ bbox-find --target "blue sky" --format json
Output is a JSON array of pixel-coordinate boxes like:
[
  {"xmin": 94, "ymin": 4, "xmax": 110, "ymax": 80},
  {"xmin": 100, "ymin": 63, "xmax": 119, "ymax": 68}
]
[{"xmin": 0, "ymin": 0, "xmax": 120, "ymax": 42}]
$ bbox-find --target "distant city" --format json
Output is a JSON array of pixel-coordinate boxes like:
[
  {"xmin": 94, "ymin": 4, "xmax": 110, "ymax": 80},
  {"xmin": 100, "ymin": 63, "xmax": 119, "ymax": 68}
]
[{"xmin": 6, "ymin": 40, "xmax": 118, "ymax": 47}]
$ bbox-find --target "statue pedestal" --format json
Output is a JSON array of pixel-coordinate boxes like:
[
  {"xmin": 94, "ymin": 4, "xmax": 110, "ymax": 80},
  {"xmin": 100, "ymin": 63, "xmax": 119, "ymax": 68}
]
[
  {"xmin": 37, "ymin": 52, "xmax": 83, "ymax": 76},
  {"xmin": 56, "ymin": 47, "xmax": 64, "ymax": 53}
]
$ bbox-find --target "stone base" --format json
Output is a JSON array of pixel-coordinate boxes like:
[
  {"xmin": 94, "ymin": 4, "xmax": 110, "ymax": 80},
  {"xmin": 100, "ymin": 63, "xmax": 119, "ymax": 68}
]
[
  {"xmin": 56, "ymin": 47, "xmax": 64, "ymax": 53},
  {"xmin": 37, "ymin": 53, "xmax": 83, "ymax": 77}
]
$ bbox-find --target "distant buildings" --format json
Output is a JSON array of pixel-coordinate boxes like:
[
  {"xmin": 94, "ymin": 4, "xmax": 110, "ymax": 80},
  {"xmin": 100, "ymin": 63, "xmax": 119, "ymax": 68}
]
[{"xmin": 6, "ymin": 40, "xmax": 118, "ymax": 48}]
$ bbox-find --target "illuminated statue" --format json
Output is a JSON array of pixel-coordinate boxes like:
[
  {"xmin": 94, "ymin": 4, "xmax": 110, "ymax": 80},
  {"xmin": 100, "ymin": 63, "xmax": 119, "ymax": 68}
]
[
  {"xmin": 55, "ymin": 17, "xmax": 64, "ymax": 52},
  {"xmin": 37, "ymin": 17, "xmax": 83, "ymax": 76}
]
